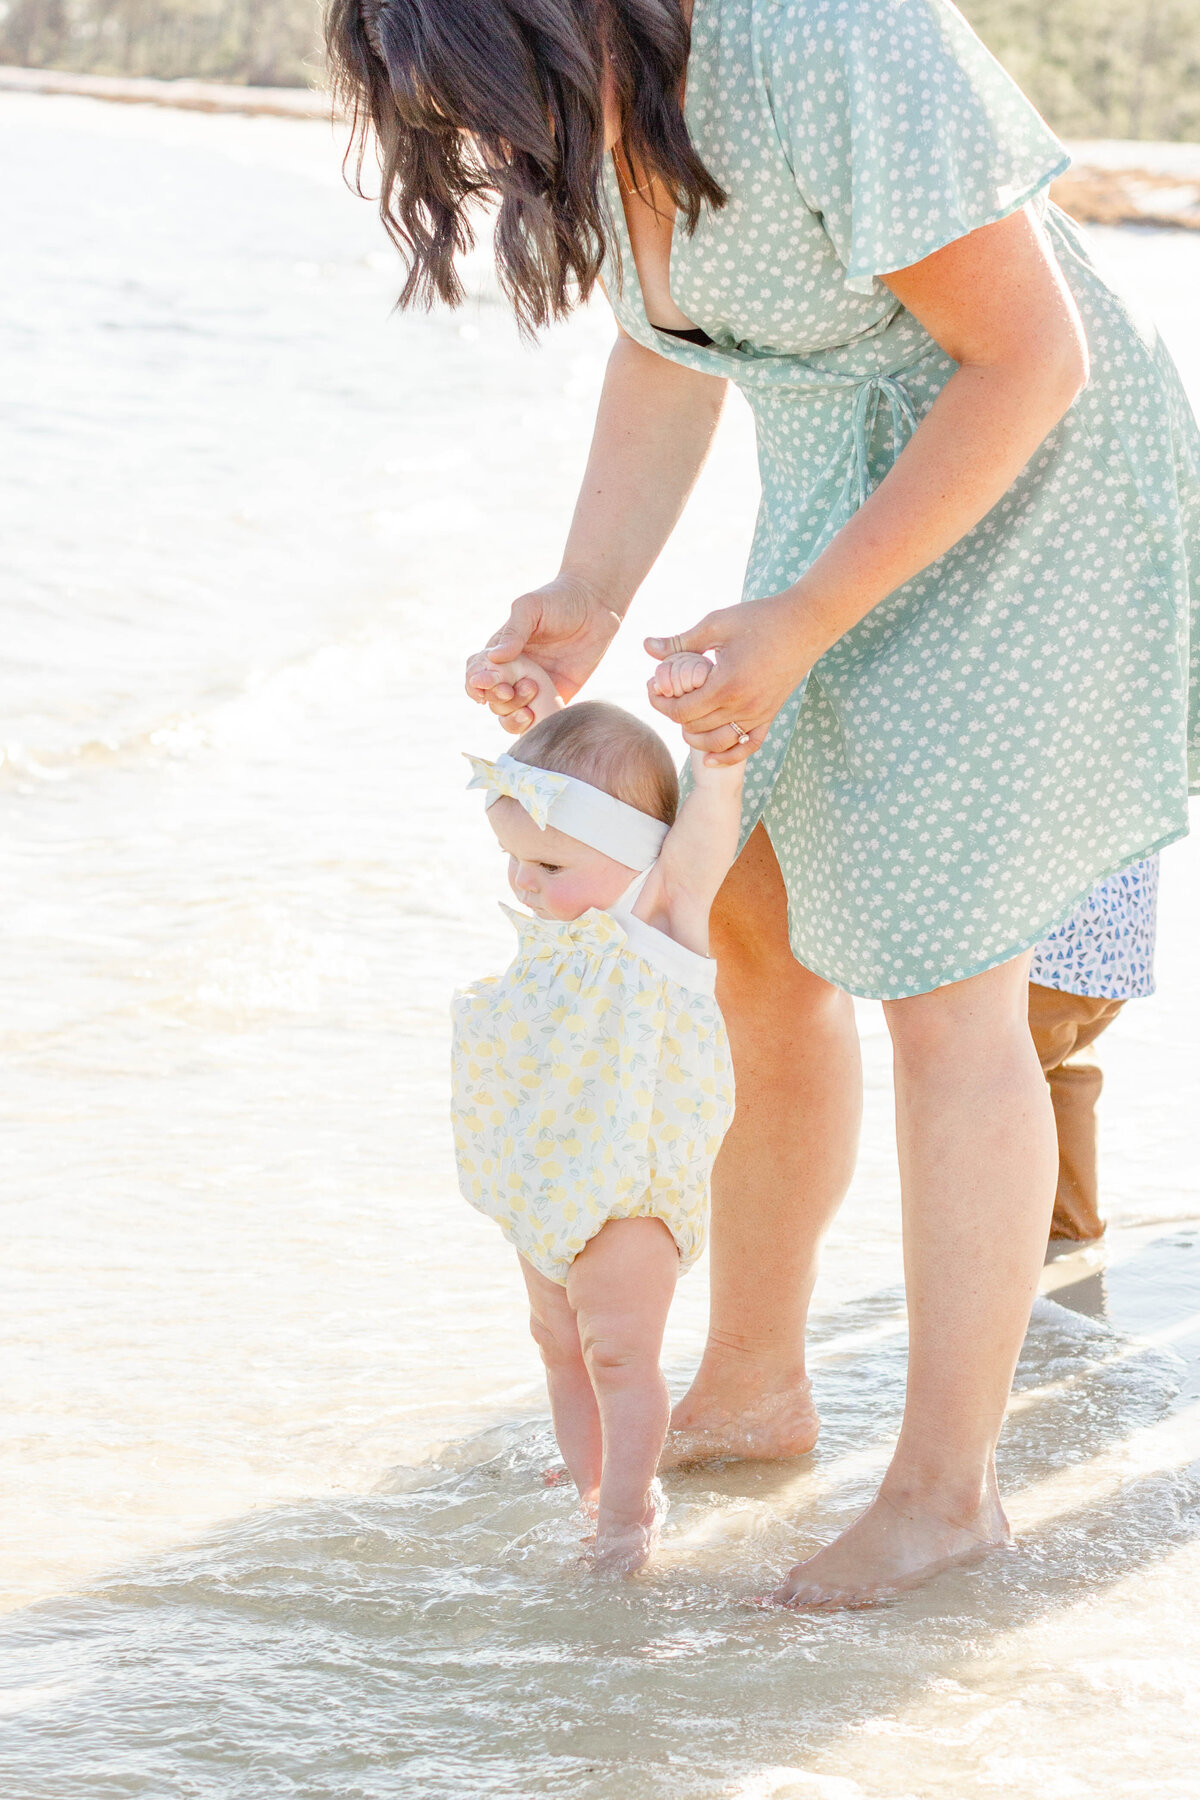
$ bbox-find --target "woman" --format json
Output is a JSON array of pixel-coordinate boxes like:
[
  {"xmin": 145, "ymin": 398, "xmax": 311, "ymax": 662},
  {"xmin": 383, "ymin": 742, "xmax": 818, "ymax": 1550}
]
[{"xmin": 329, "ymin": 0, "xmax": 1200, "ymax": 1604}]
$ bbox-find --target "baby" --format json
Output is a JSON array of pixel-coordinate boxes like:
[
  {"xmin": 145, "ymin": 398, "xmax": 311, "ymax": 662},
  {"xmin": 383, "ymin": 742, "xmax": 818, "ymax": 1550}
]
[{"xmin": 453, "ymin": 649, "xmax": 741, "ymax": 1572}]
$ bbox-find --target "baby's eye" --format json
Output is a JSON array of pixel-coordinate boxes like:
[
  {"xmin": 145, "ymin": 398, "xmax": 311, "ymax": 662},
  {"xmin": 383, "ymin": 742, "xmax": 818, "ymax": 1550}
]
[{"xmin": 538, "ymin": 863, "xmax": 561, "ymax": 874}]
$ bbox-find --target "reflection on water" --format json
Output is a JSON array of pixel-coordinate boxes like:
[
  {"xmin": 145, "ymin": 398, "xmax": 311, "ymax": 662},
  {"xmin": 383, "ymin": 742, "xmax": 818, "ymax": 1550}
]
[
  {"xmin": 1048, "ymin": 1230, "xmax": 1200, "ymax": 1339},
  {"xmin": 2, "ymin": 92, "xmax": 1200, "ymax": 1799},
  {"xmin": 1054, "ymin": 1264, "xmax": 1112, "ymax": 1320},
  {"xmin": 2, "ymin": 1299, "xmax": 1197, "ymax": 1800}
]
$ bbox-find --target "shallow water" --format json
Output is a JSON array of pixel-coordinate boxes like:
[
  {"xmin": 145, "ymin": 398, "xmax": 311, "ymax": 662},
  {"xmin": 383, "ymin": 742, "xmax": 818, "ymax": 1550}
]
[{"xmin": 2, "ymin": 94, "xmax": 1200, "ymax": 1798}]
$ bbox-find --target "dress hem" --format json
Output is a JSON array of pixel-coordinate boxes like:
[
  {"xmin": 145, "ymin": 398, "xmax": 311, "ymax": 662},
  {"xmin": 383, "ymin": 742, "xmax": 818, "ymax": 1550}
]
[{"xmin": 762, "ymin": 819, "xmax": 1189, "ymax": 1003}]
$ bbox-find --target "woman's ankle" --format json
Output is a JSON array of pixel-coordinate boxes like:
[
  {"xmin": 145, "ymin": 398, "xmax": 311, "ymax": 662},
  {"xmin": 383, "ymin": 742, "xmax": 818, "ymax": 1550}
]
[
  {"xmin": 879, "ymin": 1457, "xmax": 1004, "ymax": 1535},
  {"xmin": 688, "ymin": 1334, "xmax": 810, "ymax": 1397}
]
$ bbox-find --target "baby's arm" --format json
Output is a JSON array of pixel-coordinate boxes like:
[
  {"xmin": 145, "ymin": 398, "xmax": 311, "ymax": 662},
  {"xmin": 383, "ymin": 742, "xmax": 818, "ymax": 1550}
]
[
  {"xmin": 467, "ymin": 651, "xmax": 563, "ymax": 726},
  {"xmin": 638, "ymin": 653, "xmax": 745, "ymax": 955}
]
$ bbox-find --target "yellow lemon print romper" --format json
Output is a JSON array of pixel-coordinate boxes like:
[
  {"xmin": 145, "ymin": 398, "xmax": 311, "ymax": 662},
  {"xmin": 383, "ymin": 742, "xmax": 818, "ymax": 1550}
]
[{"xmin": 451, "ymin": 874, "xmax": 736, "ymax": 1286}]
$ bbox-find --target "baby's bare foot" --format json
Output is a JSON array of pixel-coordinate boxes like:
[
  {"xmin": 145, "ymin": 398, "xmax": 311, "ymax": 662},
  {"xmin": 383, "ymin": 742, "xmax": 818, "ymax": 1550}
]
[
  {"xmin": 651, "ymin": 651, "xmax": 714, "ymax": 700},
  {"xmin": 660, "ymin": 1376, "xmax": 819, "ymax": 1469},
  {"xmin": 589, "ymin": 1481, "xmax": 667, "ymax": 1576},
  {"xmin": 770, "ymin": 1480, "xmax": 1013, "ymax": 1610},
  {"xmin": 574, "ymin": 1494, "xmax": 600, "ymax": 1547}
]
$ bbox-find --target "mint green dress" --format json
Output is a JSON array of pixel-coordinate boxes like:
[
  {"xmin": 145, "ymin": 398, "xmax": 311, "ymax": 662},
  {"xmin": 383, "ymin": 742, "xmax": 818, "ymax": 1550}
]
[{"xmin": 604, "ymin": 0, "xmax": 1200, "ymax": 1000}]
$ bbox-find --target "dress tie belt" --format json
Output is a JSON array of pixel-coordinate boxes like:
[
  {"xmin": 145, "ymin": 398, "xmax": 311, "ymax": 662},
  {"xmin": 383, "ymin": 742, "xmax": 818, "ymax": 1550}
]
[{"xmin": 848, "ymin": 373, "xmax": 921, "ymax": 509}]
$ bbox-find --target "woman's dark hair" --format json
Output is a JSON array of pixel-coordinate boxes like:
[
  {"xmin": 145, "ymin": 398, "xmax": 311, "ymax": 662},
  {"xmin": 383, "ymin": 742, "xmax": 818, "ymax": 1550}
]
[{"xmin": 325, "ymin": 0, "xmax": 725, "ymax": 332}]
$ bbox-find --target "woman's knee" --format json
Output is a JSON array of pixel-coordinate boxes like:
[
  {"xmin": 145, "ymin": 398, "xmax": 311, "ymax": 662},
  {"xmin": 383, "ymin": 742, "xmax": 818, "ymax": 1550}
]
[{"xmin": 885, "ymin": 955, "xmax": 1034, "ymax": 1070}]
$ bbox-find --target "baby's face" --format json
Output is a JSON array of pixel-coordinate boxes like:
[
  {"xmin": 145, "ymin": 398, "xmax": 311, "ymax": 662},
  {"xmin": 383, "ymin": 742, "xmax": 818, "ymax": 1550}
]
[{"xmin": 488, "ymin": 798, "xmax": 635, "ymax": 921}]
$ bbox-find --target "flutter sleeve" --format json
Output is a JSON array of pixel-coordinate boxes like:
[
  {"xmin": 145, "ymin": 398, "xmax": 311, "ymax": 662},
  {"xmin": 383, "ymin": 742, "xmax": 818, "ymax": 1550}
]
[{"xmin": 763, "ymin": 0, "xmax": 1071, "ymax": 294}]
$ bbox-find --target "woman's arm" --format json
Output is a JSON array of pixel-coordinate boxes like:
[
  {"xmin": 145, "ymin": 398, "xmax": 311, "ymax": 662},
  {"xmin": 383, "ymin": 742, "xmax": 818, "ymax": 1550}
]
[
  {"xmin": 647, "ymin": 206, "xmax": 1090, "ymax": 762},
  {"xmin": 557, "ymin": 331, "xmax": 728, "ymax": 614},
  {"xmin": 468, "ymin": 331, "xmax": 727, "ymax": 731}
]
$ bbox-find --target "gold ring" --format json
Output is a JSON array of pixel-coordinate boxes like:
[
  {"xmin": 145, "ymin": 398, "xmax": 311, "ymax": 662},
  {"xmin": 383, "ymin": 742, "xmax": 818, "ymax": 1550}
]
[
  {"xmin": 729, "ymin": 720, "xmax": 751, "ymax": 745},
  {"xmin": 670, "ymin": 635, "xmax": 683, "ymax": 656}
]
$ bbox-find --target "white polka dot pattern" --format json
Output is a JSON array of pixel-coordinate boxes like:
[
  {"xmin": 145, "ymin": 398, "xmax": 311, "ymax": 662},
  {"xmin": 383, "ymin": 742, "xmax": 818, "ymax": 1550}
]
[{"xmin": 602, "ymin": 0, "xmax": 1199, "ymax": 998}]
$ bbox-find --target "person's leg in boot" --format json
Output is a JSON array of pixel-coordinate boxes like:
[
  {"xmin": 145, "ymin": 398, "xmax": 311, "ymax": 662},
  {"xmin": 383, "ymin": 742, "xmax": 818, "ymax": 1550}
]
[
  {"xmin": 1028, "ymin": 983, "xmax": 1126, "ymax": 1243},
  {"xmin": 1027, "ymin": 856, "xmax": 1159, "ymax": 1242}
]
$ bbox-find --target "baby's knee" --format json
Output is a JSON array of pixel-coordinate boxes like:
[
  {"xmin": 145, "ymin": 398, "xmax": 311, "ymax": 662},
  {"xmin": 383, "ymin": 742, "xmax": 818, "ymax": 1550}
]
[
  {"xmin": 579, "ymin": 1322, "xmax": 660, "ymax": 1389},
  {"xmin": 528, "ymin": 1304, "xmax": 583, "ymax": 1371}
]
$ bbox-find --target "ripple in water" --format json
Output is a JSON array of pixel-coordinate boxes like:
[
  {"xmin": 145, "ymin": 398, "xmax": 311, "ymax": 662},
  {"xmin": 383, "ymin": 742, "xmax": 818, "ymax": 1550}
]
[{"xmin": 3, "ymin": 1297, "xmax": 1197, "ymax": 1800}]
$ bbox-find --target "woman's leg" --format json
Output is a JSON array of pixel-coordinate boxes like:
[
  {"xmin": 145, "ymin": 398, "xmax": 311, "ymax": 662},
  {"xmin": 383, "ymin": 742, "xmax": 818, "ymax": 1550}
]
[
  {"xmin": 774, "ymin": 950, "xmax": 1058, "ymax": 1605},
  {"xmin": 664, "ymin": 824, "xmax": 863, "ymax": 1463},
  {"xmin": 566, "ymin": 1217, "xmax": 680, "ymax": 1570},
  {"xmin": 519, "ymin": 1256, "xmax": 603, "ymax": 1506}
]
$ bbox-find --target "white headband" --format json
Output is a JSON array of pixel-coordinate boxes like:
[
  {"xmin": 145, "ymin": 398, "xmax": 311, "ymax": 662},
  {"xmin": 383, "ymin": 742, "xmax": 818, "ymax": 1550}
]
[{"xmin": 465, "ymin": 752, "xmax": 669, "ymax": 871}]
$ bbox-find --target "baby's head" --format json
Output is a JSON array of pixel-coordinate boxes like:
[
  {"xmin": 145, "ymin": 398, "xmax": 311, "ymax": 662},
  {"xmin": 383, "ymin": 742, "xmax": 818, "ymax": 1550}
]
[{"xmin": 488, "ymin": 702, "xmax": 678, "ymax": 921}]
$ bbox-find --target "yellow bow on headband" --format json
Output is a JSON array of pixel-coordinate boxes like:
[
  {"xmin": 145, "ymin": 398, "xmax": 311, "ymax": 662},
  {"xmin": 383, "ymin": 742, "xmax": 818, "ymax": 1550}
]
[{"xmin": 464, "ymin": 753, "xmax": 570, "ymax": 832}]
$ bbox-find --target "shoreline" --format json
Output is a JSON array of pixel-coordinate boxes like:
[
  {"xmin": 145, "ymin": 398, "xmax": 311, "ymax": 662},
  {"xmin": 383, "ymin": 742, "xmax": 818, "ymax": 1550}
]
[
  {"xmin": 0, "ymin": 62, "xmax": 335, "ymax": 118},
  {"xmin": 2, "ymin": 63, "xmax": 1199, "ymax": 227}
]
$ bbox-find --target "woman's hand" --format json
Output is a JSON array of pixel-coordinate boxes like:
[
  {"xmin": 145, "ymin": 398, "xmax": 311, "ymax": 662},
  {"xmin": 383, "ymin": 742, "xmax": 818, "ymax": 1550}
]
[
  {"xmin": 645, "ymin": 592, "xmax": 823, "ymax": 765},
  {"xmin": 466, "ymin": 574, "xmax": 622, "ymax": 733}
]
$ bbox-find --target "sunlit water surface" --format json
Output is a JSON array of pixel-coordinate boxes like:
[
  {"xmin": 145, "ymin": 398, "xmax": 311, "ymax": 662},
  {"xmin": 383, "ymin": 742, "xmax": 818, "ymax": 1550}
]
[{"xmin": 2, "ymin": 94, "xmax": 1200, "ymax": 1798}]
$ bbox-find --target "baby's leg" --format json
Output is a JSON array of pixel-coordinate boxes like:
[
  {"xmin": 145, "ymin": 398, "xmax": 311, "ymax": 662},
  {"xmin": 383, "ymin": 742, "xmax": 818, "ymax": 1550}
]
[
  {"xmin": 519, "ymin": 1256, "xmax": 602, "ymax": 1506},
  {"xmin": 566, "ymin": 1217, "xmax": 680, "ymax": 1572}
]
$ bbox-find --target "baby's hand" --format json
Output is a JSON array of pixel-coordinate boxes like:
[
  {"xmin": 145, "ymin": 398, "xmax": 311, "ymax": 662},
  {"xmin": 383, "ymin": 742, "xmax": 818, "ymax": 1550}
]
[
  {"xmin": 465, "ymin": 650, "xmax": 563, "ymax": 728},
  {"xmin": 649, "ymin": 651, "xmax": 714, "ymax": 700}
]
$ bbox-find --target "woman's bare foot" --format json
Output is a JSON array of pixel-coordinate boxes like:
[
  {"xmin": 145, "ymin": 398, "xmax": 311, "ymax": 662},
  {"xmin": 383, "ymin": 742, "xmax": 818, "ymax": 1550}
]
[
  {"xmin": 770, "ymin": 1476, "xmax": 1012, "ymax": 1609},
  {"xmin": 660, "ymin": 1374, "xmax": 819, "ymax": 1468},
  {"xmin": 589, "ymin": 1481, "xmax": 667, "ymax": 1576}
]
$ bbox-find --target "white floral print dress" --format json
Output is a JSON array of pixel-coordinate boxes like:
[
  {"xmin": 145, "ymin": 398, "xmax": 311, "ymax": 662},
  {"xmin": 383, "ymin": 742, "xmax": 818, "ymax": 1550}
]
[
  {"xmin": 452, "ymin": 875, "xmax": 735, "ymax": 1285},
  {"xmin": 604, "ymin": 0, "xmax": 1200, "ymax": 1000}
]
